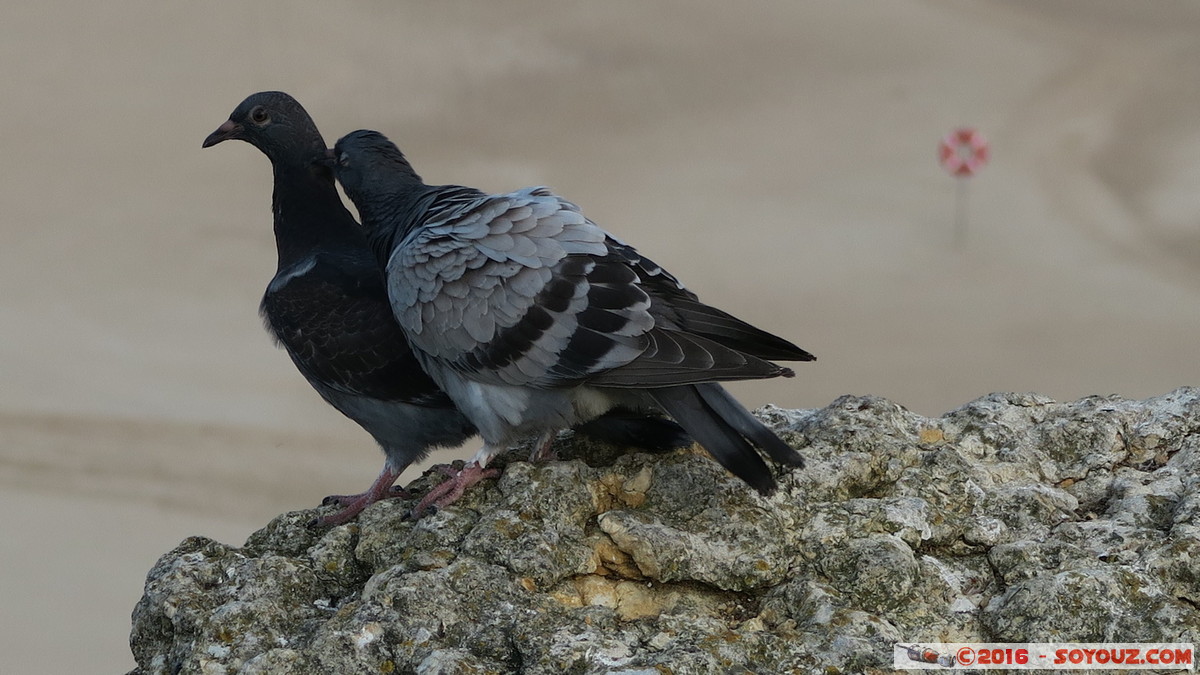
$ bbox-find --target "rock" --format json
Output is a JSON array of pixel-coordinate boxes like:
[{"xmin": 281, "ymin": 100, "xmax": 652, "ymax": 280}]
[{"xmin": 129, "ymin": 388, "xmax": 1200, "ymax": 673}]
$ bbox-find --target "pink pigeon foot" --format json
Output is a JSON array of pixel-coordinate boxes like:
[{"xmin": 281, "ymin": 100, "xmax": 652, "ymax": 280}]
[
  {"xmin": 409, "ymin": 462, "xmax": 500, "ymax": 519},
  {"xmin": 312, "ymin": 465, "xmax": 409, "ymax": 527}
]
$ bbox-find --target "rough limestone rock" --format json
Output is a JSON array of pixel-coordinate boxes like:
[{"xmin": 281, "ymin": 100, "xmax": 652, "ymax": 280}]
[{"xmin": 129, "ymin": 389, "xmax": 1200, "ymax": 673}]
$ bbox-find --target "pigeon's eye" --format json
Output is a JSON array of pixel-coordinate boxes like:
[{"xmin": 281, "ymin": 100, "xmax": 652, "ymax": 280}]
[
  {"xmin": 338, "ymin": 152, "xmax": 350, "ymax": 167},
  {"xmin": 249, "ymin": 106, "xmax": 270, "ymax": 125}
]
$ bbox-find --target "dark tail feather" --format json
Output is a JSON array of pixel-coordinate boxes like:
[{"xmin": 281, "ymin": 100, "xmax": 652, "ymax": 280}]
[
  {"xmin": 649, "ymin": 386, "xmax": 777, "ymax": 495},
  {"xmin": 694, "ymin": 383, "xmax": 804, "ymax": 467},
  {"xmin": 671, "ymin": 300, "xmax": 817, "ymax": 363},
  {"xmin": 573, "ymin": 408, "xmax": 692, "ymax": 452}
]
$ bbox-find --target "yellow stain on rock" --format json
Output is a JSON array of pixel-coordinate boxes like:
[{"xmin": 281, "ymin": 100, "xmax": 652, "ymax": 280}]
[
  {"xmin": 551, "ymin": 575, "xmax": 674, "ymax": 620},
  {"xmin": 918, "ymin": 428, "xmax": 944, "ymax": 445}
]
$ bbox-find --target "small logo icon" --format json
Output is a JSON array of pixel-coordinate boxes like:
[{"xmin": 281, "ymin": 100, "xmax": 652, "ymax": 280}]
[{"xmin": 901, "ymin": 644, "xmax": 956, "ymax": 668}]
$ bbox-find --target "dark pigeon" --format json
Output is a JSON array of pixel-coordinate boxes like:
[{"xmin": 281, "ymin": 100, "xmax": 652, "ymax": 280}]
[
  {"xmin": 327, "ymin": 129, "xmax": 815, "ymax": 516},
  {"xmin": 203, "ymin": 93, "xmax": 688, "ymax": 525}
]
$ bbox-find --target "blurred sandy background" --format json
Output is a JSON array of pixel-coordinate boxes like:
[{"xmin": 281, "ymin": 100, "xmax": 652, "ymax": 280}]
[{"xmin": 2, "ymin": 1, "xmax": 1198, "ymax": 671}]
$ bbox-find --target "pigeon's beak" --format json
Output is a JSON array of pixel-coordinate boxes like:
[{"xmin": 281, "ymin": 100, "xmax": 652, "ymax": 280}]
[
  {"xmin": 202, "ymin": 119, "xmax": 242, "ymax": 148},
  {"xmin": 315, "ymin": 148, "xmax": 337, "ymax": 169}
]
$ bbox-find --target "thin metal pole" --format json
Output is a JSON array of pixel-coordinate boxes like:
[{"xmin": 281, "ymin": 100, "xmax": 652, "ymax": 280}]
[{"xmin": 953, "ymin": 177, "xmax": 969, "ymax": 249}]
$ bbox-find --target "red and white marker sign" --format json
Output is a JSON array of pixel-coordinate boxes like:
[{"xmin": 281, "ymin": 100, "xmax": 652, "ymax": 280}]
[{"xmin": 938, "ymin": 127, "xmax": 990, "ymax": 177}]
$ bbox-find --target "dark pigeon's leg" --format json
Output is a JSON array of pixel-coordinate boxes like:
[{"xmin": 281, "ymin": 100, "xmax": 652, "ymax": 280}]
[{"xmin": 313, "ymin": 464, "xmax": 408, "ymax": 527}]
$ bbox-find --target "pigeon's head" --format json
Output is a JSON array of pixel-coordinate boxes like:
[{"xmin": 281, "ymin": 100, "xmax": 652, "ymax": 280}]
[
  {"xmin": 203, "ymin": 91, "xmax": 325, "ymax": 160},
  {"xmin": 328, "ymin": 129, "xmax": 424, "ymax": 205}
]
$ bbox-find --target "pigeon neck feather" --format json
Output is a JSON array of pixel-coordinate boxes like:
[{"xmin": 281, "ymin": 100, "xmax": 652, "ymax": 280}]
[{"xmin": 269, "ymin": 158, "xmax": 366, "ymax": 268}]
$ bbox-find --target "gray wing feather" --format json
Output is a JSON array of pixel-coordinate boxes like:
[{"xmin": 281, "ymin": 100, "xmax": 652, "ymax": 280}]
[
  {"xmin": 388, "ymin": 188, "xmax": 616, "ymax": 377},
  {"xmin": 388, "ymin": 186, "xmax": 788, "ymax": 390}
]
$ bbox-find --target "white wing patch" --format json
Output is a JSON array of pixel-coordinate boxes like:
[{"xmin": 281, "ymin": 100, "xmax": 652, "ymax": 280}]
[{"xmin": 267, "ymin": 256, "xmax": 317, "ymax": 293}]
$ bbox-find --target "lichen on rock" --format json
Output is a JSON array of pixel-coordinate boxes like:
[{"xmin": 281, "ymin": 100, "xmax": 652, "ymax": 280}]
[{"xmin": 129, "ymin": 388, "xmax": 1200, "ymax": 673}]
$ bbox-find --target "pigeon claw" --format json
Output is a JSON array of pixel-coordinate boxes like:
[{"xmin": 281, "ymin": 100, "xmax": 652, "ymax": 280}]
[
  {"xmin": 409, "ymin": 462, "xmax": 500, "ymax": 520},
  {"xmin": 321, "ymin": 485, "xmax": 411, "ymax": 508},
  {"xmin": 311, "ymin": 466, "xmax": 410, "ymax": 527}
]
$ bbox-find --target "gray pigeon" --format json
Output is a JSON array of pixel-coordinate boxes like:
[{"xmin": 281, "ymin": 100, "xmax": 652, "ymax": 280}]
[
  {"xmin": 203, "ymin": 93, "xmax": 690, "ymax": 525},
  {"xmin": 328, "ymin": 129, "xmax": 814, "ymax": 515}
]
